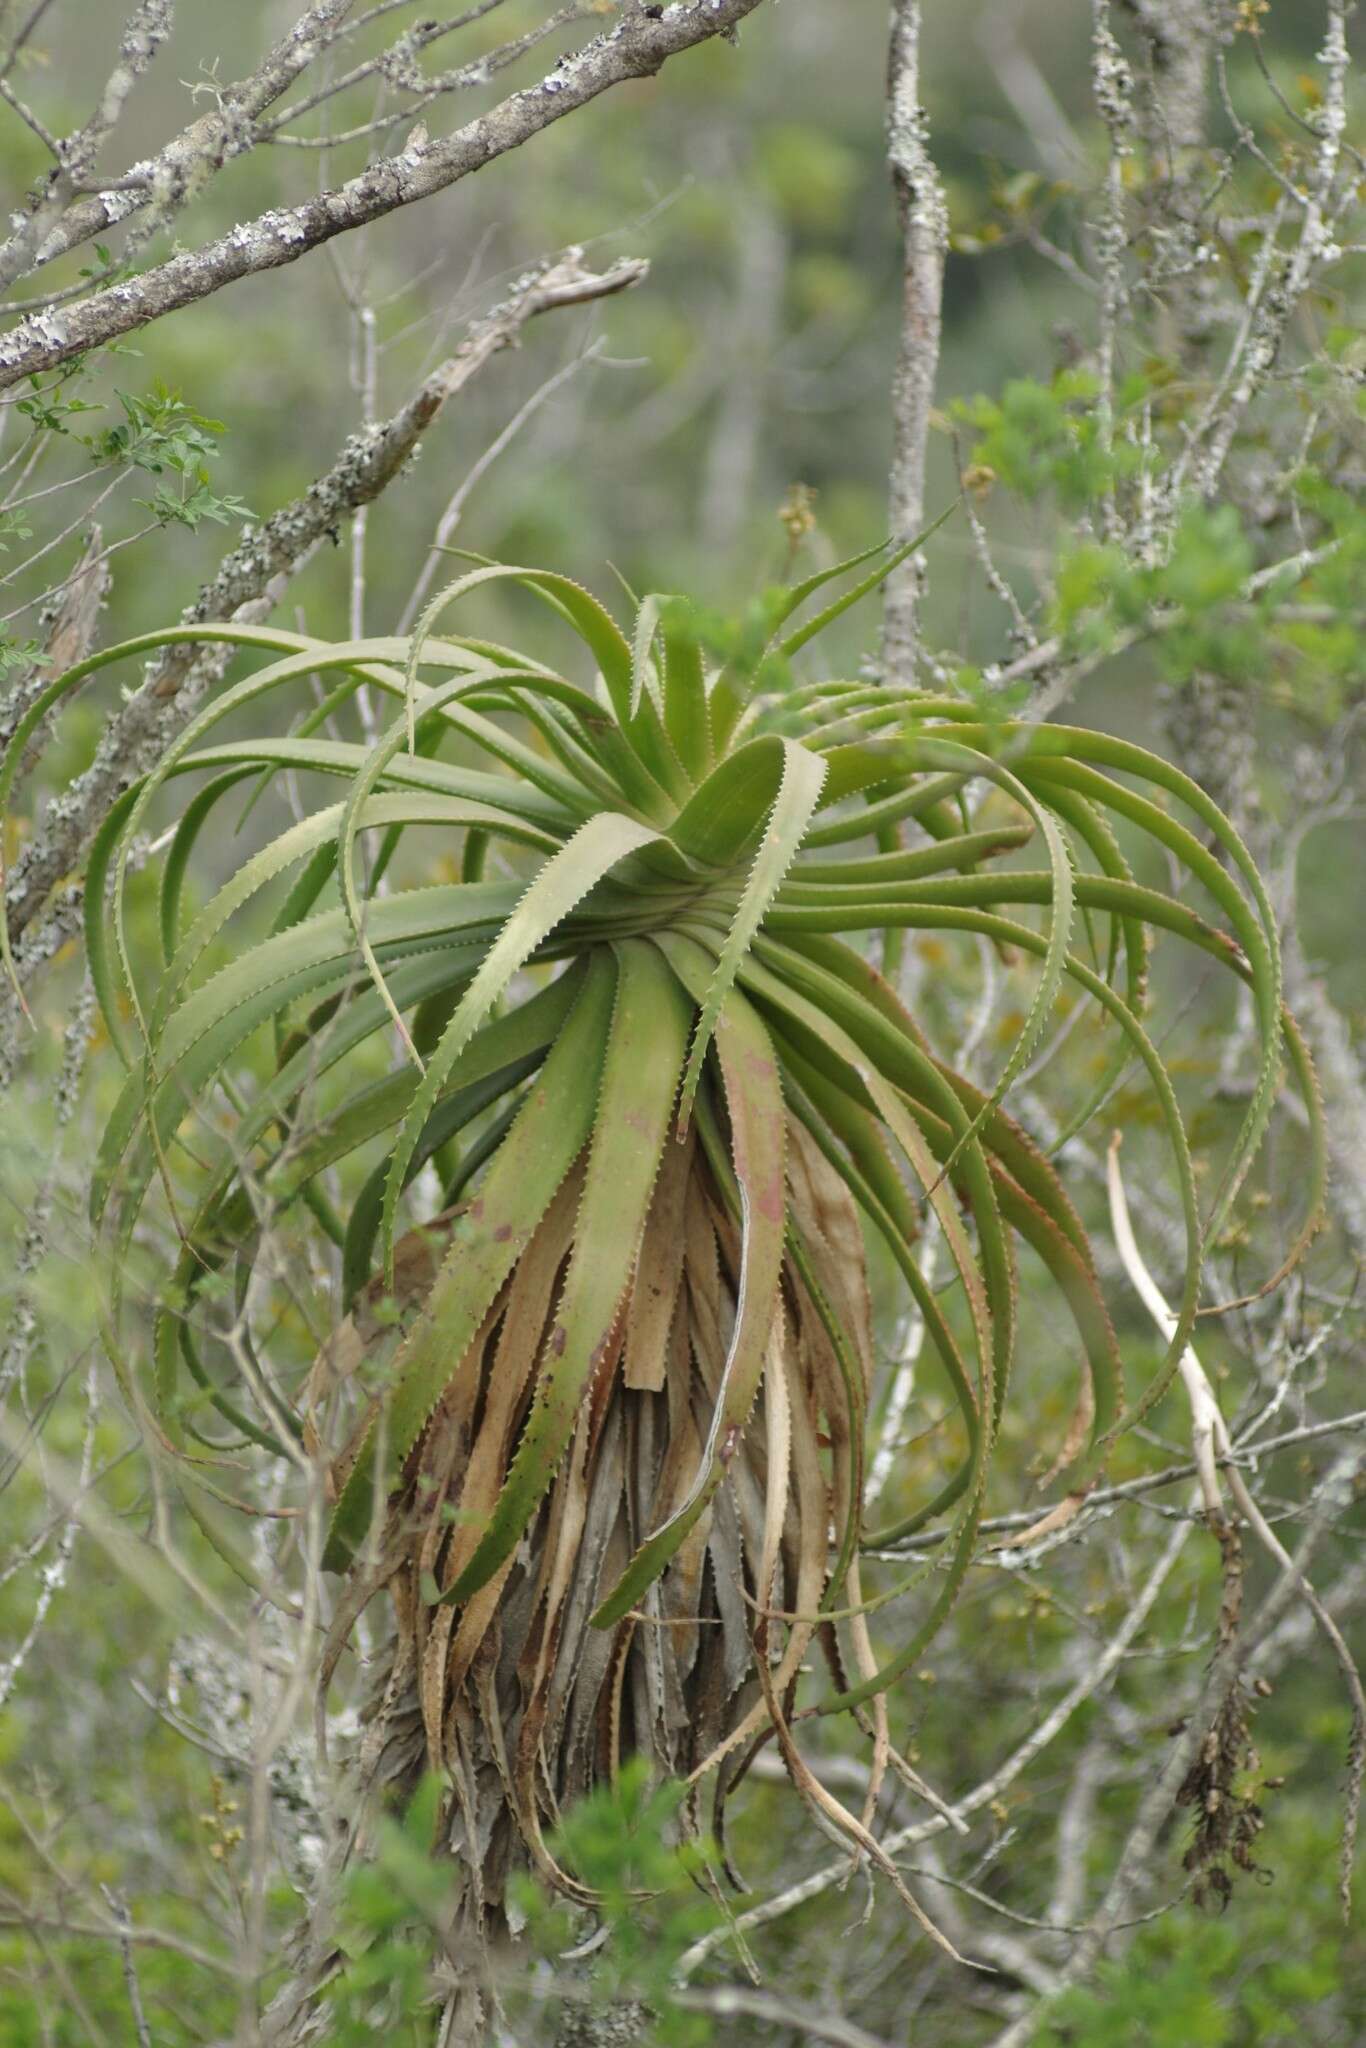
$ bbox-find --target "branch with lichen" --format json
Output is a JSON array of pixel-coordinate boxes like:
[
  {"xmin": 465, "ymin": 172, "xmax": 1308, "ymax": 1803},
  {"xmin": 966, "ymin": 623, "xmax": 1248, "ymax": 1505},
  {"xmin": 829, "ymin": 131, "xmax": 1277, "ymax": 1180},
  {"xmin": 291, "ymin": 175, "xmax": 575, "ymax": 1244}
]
[
  {"xmin": 1, "ymin": 247, "xmax": 647, "ymax": 1023},
  {"xmin": 0, "ymin": 0, "xmax": 765, "ymax": 384},
  {"xmin": 881, "ymin": 0, "xmax": 947, "ymax": 682}
]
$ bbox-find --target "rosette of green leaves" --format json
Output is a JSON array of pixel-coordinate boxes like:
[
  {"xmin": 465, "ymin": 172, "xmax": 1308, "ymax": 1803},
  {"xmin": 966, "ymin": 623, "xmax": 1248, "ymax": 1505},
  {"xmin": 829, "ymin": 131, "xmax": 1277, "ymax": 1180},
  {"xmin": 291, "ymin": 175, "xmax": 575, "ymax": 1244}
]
[{"xmin": 1, "ymin": 536, "xmax": 1323, "ymax": 1709}]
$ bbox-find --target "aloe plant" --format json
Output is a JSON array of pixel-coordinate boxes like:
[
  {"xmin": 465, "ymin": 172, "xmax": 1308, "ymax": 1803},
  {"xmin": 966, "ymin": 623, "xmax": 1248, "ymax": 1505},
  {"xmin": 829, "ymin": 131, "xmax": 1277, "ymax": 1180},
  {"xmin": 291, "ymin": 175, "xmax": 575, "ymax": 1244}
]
[{"xmin": 2, "ymin": 540, "xmax": 1323, "ymax": 1917}]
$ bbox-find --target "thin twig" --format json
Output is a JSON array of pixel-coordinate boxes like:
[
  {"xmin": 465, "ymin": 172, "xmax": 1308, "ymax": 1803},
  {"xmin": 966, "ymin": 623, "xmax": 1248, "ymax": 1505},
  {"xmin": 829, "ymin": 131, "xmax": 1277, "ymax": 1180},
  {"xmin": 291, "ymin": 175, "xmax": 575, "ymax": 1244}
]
[{"xmin": 97, "ymin": 1888, "xmax": 153, "ymax": 2048}]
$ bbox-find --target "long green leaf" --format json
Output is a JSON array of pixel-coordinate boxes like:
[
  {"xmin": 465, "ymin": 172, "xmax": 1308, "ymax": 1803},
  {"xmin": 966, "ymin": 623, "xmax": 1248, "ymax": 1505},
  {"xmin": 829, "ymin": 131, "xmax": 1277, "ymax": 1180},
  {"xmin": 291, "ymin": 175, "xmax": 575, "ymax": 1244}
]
[
  {"xmin": 378, "ymin": 808, "xmax": 669, "ymax": 1276},
  {"xmin": 438, "ymin": 937, "xmax": 693, "ymax": 1606},
  {"xmin": 677, "ymin": 738, "xmax": 827, "ymax": 1133},
  {"xmin": 322, "ymin": 949, "xmax": 617, "ymax": 1573}
]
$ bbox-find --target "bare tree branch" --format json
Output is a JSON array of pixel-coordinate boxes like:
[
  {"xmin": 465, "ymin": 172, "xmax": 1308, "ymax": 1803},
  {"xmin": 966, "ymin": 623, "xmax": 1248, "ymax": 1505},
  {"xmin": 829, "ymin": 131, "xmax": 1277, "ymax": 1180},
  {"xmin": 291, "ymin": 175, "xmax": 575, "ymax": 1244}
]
[
  {"xmin": 1, "ymin": 248, "xmax": 647, "ymax": 989},
  {"xmin": 880, "ymin": 0, "xmax": 946, "ymax": 681},
  {"xmin": 677, "ymin": 1520, "xmax": 1194, "ymax": 1980},
  {"xmin": 676, "ymin": 1985, "xmax": 902, "ymax": 2048},
  {"xmin": 984, "ymin": 1442, "xmax": 1365, "ymax": 2048},
  {"xmin": 5, "ymin": 1, "xmax": 361, "ymax": 287},
  {"xmin": 259, "ymin": 4, "xmax": 595, "ymax": 151},
  {"xmin": 99, "ymin": 1886, "xmax": 153, "ymax": 2048},
  {"xmin": 0, "ymin": 0, "xmax": 767, "ymax": 387},
  {"xmin": 0, "ymin": 0, "xmax": 178, "ymax": 294}
]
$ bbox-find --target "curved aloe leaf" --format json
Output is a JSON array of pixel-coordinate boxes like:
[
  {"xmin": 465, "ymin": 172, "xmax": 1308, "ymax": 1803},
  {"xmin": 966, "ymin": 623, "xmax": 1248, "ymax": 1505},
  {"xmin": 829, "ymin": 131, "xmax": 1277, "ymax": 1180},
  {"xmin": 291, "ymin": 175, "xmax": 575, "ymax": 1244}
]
[
  {"xmin": 323, "ymin": 950, "xmax": 617, "ymax": 1573},
  {"xmin": 378, "ymin": 809, "xmax": 670, "ymax": 1274},
  {"xmin": 10, "ymin": 535, "xmax": 1316, "ymax": 1852},
  {"xmin": 439, "ymin": 937, "xmax": 693, "ymax": 1606}
]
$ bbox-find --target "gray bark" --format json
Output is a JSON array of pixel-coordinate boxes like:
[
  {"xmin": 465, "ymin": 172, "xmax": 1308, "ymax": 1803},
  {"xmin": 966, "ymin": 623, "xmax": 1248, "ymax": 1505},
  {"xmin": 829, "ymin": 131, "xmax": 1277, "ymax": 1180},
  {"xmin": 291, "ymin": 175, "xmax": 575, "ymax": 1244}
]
[
  {"xmin": 0, "ymin": 0, "xmax": 768, "ymax": 388},
  {"xmin": 2, "ymin": 252, "xmax": 646, "ymax": 993},
  {"xmin": 880, "ymin": 0, "xmax": 947, "ymax": 683}
]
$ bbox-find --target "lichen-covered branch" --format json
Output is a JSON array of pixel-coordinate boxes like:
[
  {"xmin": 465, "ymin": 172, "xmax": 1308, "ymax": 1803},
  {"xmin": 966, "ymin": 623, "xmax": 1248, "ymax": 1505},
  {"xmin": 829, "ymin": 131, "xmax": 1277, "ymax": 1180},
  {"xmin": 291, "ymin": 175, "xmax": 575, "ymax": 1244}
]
[
  {"xmin": 9, "ymin": 0, "xmax": 381, "ymax": 287},
  {"xmin": 0, "ymin": 0, "xmax": 177, "ymax": 294},
  {"xmin": 0, "ymin": 0, "xmax": 766, "ymax": 386},
  {"xmin": 880, "ymin": 0, "xmax": 947, "ymax": 683},
  {"xmin": 1, "ymin": 249, "xmax": 647, "ymax": 990}
]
